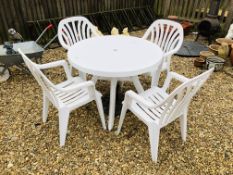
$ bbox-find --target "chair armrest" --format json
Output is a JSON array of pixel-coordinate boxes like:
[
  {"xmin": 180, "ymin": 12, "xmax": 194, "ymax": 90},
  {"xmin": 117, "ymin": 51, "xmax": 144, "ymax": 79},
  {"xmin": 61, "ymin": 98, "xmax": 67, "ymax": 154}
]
[
  {"xmin": 163, "ymin": 51, "xmax": 174, "ymax": 58},
  {"xmin": 169, "ymin": 72, "xmax": 190, "ymax": 82},
  {"xmin": 124, "ymin": 90, "xmax": 156, "ymax": 108},
  {"xmin": 37, "ymin": 60, "xmax": 72, "ymax": 80},
  {"xmin": 162, "ymin": 71, "xmax": 190, "ymax": 91},
  {"xmin": 58, "ymin": 81, "xmax": 95, "ymax": 92}
]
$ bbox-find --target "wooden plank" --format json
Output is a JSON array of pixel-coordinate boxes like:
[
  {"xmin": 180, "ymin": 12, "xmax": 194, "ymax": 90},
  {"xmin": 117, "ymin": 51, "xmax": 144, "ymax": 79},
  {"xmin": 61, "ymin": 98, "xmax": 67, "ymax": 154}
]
[
  {"xmin": 154, "ymin": 0, "xmax": 159, "ymax": 14},
  {"xmin": 203, "ymin": 0, "xmax": 209, "ymax": 18},
  {"xmin": 85, "ymin": 0, "xmax": 91, "ymax": 14},
  {"xmin": 196, "ymin": 0, "xmax": 204, "ymax": 20},
  {"xmin": 19, "ymin": 0, "xmax": 31, "ymax": 37},
  {"xmin": 35, "ymin": 0, "xmax": 42, "ymax": 19},
  {"xmin": 0, "ymin": 0, "xmax": 10, "ymax": 41},
  {"xmin": 9, "ymin": 0, "xmax": 19, "ymax": 29},
  {"xmin": 173, "ymin": 0, "xmax": 179, "ymax": 16},
  {"xmin": 191, "ymin": 0, "xmax": 199, "ymax": 20},
  {"xmin": 7, "ymin": 0, "xmax": 233, "ymax": 44},
  {"xmin": 186, "ymin": 0, "xmax": 194, "ymax": 19},
  {"xmin": 219, "ymin": 0, "xmax": 230, "ymax": 23},
  {"xmin": 158, "ymin": 0, "xmax": 162, "ymax": 15},
  {"xmin": 39, "ymin": 0, "xmax": 45, "ymax": 19},
  {"xmin": 61, "ymin": 0, "xmax": 66, "ymax": 17},
  {"xmin": 177, "ymin": 0, "xmax": 183, "ymax": 17},
  {"xmin": 41, "ymin": 0, "xmax": 50, "ymax": 19},
  {"xmin": 182, "ymin": 0, "xmax": 189, "ymax": 18},
  {"xmin": 25, "ymin": 0, "xmax": 34, "ymax": 20},
  {"xmin": 176, "ymin": 0, "xmax": 180, "ymax": 15},
  {"xmin": 164, "ymin": 0, "xmax": 171, "ymax": 17},
  {"xmin": 169, "ymin": 0, "xmax": 174, "ymax": 15},
  {"xmin": 13, "ymin": 0, "xmax": 27, "ymax": 37},
  {"xmin": 71, "ymin": 0, "xmax": 76, "ymax": 15},
  {"xmin": 56, "ymin": 0, "xmax": 62, "ymax": 17},
  {"xmin": 224, "ymin": 0, "xmax": 233, "ymax": 31}
]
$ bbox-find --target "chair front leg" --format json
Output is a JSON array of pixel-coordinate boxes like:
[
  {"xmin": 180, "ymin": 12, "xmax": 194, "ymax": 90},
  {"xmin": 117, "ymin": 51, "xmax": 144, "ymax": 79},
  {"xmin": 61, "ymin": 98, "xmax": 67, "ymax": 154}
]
[
  {"xmin": 95, "ymin": 93, "xmax": 107, "ymax": 130},
  {"xmin": 108, "ymin": 79, "xmax": 118, "ymax": 131},
  {"xmin": 148, "ymin": 123, "xmax": 160, "ymax": 162},
  {"xmin": 58, "ymin": 108, "xmax": 70, "ymax": 146},
  {"xmin": 180, "ymin": 108, "xmax": 188, "ymax": 142},
  {"xmin": 116, "ymin": 102, "xmax": 128, "ymax": 135},
  {"xmin": 42, "ymin": 93, "xmax": 50, "ymax": 123}
]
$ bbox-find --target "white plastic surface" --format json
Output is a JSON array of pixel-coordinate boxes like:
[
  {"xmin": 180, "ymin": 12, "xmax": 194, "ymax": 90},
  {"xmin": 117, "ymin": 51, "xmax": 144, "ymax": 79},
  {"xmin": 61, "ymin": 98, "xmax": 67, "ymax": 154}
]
[{"xmin": 68, "ymin": 35, "xmax": 163, "ymax": 78}]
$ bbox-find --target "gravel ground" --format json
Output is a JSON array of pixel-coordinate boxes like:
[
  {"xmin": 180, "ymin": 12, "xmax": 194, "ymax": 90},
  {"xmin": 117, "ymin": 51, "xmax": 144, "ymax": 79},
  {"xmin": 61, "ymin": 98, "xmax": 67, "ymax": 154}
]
[{"xmin": 0, "ymin": 31, "xmax": 232, "ymax": 174}]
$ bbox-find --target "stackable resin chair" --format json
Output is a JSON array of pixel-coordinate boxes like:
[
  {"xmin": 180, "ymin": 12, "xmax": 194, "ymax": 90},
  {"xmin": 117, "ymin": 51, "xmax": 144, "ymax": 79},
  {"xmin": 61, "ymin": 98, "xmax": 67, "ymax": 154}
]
[
  {"xmin": 142, "ymin": 19, "xmax": 184, "ymax": 86},
  {"xmin": 18, "ymin": 49, "xmax": 106, "ymax": 146},
  {"xmin": 58, "ymin": 16, "xmax": 99, "ymax": 79},
  {"xmin": 116, "ymin": 68, "xmax": 214, "ymax": 162}
]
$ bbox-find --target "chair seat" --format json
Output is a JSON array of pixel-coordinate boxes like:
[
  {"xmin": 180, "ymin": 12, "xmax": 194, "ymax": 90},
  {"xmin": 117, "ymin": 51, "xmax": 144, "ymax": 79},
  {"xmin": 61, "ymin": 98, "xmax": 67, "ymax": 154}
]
[
  {"xmin": 53, "ymin": 77, "xmax": 92, "ymax": 107},
  {"xmin": 130, "ymin": 87, "xmax": 169, "ymax": 124}
]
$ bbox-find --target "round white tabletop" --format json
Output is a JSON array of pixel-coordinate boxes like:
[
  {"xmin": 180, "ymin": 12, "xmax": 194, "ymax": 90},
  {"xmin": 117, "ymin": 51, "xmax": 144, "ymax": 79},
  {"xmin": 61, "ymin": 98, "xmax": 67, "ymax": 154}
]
[
  {"xmin": 68, "ymin": 35, "xmax": 163, "ymax": 78},
  {"xmin": 67, "ymin": 35, "xmax": 163, "ymax": 130}
]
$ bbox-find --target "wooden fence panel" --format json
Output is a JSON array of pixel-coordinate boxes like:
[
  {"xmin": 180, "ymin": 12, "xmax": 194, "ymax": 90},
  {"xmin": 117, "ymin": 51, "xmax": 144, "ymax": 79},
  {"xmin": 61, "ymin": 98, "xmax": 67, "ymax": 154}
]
[
  {"xmin": 0, "ymin": 0, "xmax": 233, "ymax": 43},
  {"xmin": 156, "ymin": 0, "xmax": 233, "ymax": 32},
  {"xmin": 0, "ymin": 0, "xmax": 155, "ymax": 42}
]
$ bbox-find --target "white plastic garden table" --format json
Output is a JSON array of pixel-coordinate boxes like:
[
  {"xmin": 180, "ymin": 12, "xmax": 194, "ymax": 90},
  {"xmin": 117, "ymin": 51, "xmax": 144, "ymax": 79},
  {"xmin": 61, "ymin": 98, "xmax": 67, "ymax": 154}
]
[{"xmin": 67, "ymin": 35, "xmax": 163, "ymax": 130}]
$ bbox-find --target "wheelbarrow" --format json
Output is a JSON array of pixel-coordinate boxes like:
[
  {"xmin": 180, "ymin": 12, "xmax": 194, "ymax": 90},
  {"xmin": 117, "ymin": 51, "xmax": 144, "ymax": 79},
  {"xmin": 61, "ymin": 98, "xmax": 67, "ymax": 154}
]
[{"xmin": 0, "ymin": 24, "xmax": 57, "ymax": 82}]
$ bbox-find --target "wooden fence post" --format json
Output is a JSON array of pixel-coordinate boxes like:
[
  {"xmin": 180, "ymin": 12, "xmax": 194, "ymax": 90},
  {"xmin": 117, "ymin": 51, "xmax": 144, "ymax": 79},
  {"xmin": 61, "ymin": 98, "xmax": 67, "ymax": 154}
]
[
  {"xmin": 224, "ymin": 0, "xmax": 233, "ymax": 32},
  {"xmin": 164, "ymin": 0, "xmax": 171, "ymax": 18}
]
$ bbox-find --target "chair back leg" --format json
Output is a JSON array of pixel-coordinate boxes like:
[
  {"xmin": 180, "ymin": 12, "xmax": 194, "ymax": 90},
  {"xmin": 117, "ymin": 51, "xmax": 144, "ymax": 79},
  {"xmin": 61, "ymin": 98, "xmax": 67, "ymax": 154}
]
[
  {"xmin": 42, "ymin": 94, "xmax": 50, "ymax": 123},
  {"xmin": 116, "ymin": 103, "xmax": 128, "ymax": 135},
  {"xmin": 95, "ymin": 94, "xmax": 107, "ymax": 130},
  {"xmin": 180, "ymin": 108, "xmax": 188, "ymax": 142}
]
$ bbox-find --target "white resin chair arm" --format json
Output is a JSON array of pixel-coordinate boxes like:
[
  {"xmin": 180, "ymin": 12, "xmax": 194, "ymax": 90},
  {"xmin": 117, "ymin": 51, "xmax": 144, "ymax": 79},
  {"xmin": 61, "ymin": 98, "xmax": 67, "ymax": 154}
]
[
  {"xmin": 163, "ymin": 50, "xmax": 175, "ymax": 58},
  {"xmin": 125, "ymin": 90, "xmax": 156, "ymax": 108},
  {"xmin": 162, "ymin": 72, "xmax": 190, "ymax": 91},
  {"xmin": 170, "ymin": 72, "xmax": 190, "ymax": 82},
  {"xmin": 58, "ymin": 81, "xmax": 95, "ymax": 93},
  {"xmin": 38, "ymin": 60, "xmax": 72, "ymax": 80}
]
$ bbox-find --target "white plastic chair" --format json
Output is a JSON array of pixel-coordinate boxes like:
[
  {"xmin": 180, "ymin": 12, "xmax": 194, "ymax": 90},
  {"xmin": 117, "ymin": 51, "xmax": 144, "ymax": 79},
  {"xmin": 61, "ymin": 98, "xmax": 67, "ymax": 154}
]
[
  {"xmin": 58, "ymin": 16, "xmax": 99, "ymax": 79},
  {"xmin": 18, "ymin": 49, "xmax": 106, "ymax": 146},
  {"xmin": 142, "ymin": 19, "xmax": 184, "ymax": 86},
  {"xmin": 116, "ymin": 68, "xmax": 214, "ymax": 162}
]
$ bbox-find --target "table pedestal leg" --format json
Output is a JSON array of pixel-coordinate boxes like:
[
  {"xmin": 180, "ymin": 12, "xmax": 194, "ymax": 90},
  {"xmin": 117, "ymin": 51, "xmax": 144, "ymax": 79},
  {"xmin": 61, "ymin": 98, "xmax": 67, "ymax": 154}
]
[
  {"xmin": 91, "ymin": 75, "xmax": 98, "ymax": 84},
  {"xmin": 108, "ymin": 79, "xmax": 117, "ymax": 131},
  {"xmin": 79, "ymin": 71, "xmax": 86, "ymax": 80},
  {"xmin": 151, "ymin": 66, "xmax": 162, "ymax": 87},
  {"xmin": 132, "ymin": 76, "xmax": 144, "ymax": 93}
]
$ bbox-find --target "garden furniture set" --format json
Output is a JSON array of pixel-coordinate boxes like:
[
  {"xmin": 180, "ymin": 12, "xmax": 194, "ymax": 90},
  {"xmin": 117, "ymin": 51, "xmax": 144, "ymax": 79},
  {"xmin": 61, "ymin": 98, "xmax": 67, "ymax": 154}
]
[{"xmin": 18, "ymin": 16, "xmax": 214, "ymax": 162}]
